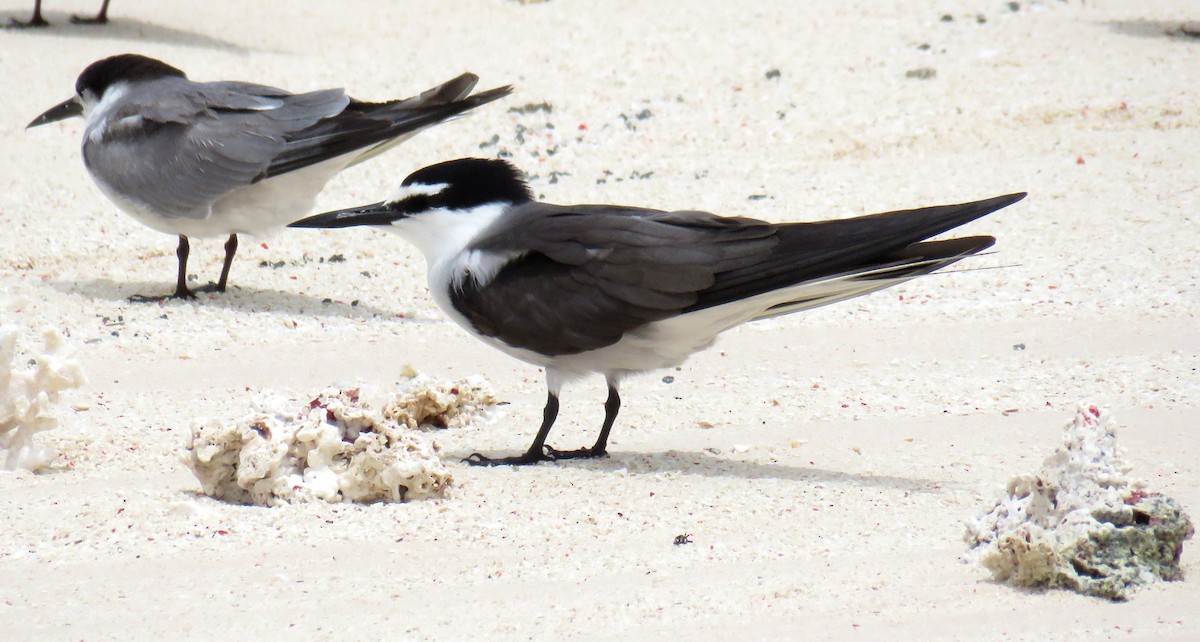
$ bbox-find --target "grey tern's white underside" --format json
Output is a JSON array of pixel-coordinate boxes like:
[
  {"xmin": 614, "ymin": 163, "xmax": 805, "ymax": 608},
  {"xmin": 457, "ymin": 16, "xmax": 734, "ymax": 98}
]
[
  {"xmin": 290, "ymin": 158, "xmax": 1027, "ymax": 466},
  {"xmin": 27, "ymin": 53, "xmax": 512, "ymax": 300}
]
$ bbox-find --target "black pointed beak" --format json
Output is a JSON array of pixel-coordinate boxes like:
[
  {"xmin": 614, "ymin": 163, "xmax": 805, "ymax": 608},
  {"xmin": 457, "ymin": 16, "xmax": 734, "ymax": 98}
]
[
  {"xmin": 27, "ymin": 97, "xmax": 83, "ymax": 129},
  {"xmin": 289, "ymin": 202, "xmax": 405, "ymax": 229}
]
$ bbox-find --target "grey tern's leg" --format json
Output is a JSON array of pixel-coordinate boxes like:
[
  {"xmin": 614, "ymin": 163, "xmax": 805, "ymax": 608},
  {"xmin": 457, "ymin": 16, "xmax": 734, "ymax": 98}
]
[
  {"xmin": 129, "ymin": 235, "xmax": 197, "ymax": 302},
  {"xmin": 545, "ymin": 384, "xmax": 619, "ymax": 460},
  {"xmin": 214, "ymin": 234, "xmax": 238, "ymax": 293},
  {"xmin": 465, "ymin": 391, "xmax": 561, "ymax": 466},
  {"xmin": 69, "ymin": 0, "xmax": 110, "ymax": 24},
  {"xmin": 6, "ymin": 0, "xmax": 49, "ymax": 27},
  {"xmin": 188, "ymin": 233, "xmax": 237, "ymax": 295}
]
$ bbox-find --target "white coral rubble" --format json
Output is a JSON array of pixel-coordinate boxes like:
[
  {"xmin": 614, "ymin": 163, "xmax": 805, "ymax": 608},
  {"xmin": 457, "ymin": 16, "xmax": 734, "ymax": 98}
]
[
  {"xmin": 0, "ymin": 325, "xmax": 87, "ymax": 471},
  {"xmin": 185, "ymin": 379, "xmax": 498, "ymax": 506},
  {"xmin": 965, "ymin": 404, "xmax": 1194, "ymax": 600},
  {"xmin": 383, "ymin": 374, "xmax": 498, "ymax": 430}
]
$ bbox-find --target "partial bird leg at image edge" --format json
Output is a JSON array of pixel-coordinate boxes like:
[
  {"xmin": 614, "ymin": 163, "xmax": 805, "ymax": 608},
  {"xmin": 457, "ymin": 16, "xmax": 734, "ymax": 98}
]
[{"xmin": 6, "ymin": 0, "xmax": 110, "ymax": 28}]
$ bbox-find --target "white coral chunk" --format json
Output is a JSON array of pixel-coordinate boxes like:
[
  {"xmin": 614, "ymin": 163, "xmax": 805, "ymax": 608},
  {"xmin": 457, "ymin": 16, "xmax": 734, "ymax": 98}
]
[
  {"xmin": 0, "ymin": 326, "xmax": 87, "ymax": 471},
  {"xmin": 965, "ymin": 404, "xmax": 1194, "ymax": 600},
  {"xmin": 185, "ymin": 381, "xmax": 496, "ymax": 506},
  {"xmin": 383, "ymin": 374, "xmax": 499, "ymax": 430}
]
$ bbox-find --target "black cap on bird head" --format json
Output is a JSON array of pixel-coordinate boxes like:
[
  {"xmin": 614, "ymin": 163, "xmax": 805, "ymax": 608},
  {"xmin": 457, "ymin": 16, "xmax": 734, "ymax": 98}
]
[
  {"xmin": 398, "ymin": 158, "xmax": 534, "ymax": 212},
  {"xmin": 75, "ymin": 53, "xmax": 187, "ymax": 98},
  {"xmin": 28, "ymin": 54, "xmax": 187, "ymax": 129}
]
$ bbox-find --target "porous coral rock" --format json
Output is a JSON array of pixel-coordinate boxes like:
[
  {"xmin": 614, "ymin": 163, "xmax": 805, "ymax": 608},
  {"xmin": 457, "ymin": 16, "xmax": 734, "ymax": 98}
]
[
  {"xmin": 382, "ymin": 374, "xmax": 498, "ymax": 430},
  {"xmin": 0, "ymin": 326, "xmax": 87, "ymax": 471},
  {"xmin": 186, "ymin": 381, "xmax": 496, "ymax": 506},
  {"xmin": 965, "ymin": 404, "xmax": 1194, "ymax": 600}
]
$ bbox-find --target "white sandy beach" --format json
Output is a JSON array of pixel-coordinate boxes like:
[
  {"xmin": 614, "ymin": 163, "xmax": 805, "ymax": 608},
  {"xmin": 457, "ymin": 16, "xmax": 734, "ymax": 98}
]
[{"xmin": 1, "ymin": 0, "xmax": 1198, "ymax": 639}]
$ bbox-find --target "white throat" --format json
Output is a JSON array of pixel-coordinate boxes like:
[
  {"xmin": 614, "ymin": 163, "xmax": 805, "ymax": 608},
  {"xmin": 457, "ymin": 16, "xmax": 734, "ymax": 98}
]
[
  {"xmin": 387, "ymin": 202, "xmax": 514, "ymax": 286},
  {"xmin": 385, "ymin": 202, "xmax": 522, "ymax": 338},
  {"xmin": 83, "ymin": 82, "xmax": 132, "ymax": 143}
]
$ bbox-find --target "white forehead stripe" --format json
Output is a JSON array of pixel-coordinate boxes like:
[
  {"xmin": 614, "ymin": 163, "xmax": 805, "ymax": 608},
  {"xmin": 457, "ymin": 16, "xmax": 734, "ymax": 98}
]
[{"xmin": 387, "ymin": 182, "xmax": 448, "ymax": 203}]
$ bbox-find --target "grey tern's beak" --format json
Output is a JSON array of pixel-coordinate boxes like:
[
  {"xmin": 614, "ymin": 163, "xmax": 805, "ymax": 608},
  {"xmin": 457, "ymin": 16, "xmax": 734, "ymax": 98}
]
[
  {"xmin": 27, "ymin": 97, "xmax": 84, "ymax": 129},
  {"xmin": 289, "ymin": 202, "xmax": 403, "ymax": 229}
]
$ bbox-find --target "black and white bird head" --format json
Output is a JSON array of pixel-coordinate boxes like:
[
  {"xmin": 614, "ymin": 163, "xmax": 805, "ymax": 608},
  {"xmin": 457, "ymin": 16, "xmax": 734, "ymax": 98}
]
[
  {"xmin": 391, "ymin": 157, "xmax": 534, "ymax": 214},
  {"xmin": 290, "ymin": 158, "xmax": 533, "ymax": 259},
  {"xmin": 296, "ymin": 158, "xmax": 532, "ymax": 226},
  {"xmin": 27, "ymin": 54, "xmax": 185, "ymax": 128}
]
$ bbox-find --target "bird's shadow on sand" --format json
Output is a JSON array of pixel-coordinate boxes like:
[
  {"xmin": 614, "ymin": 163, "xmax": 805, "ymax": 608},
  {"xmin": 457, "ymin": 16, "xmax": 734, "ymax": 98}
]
[
  {"xmin": 1103, "ymin": 19, "xmax": 1200, "ymax": 41},
  {"xmin": 451, "ymin": 449, "xmax": 956, "ymax": 493},
  {"xmin": 2, "ymin": 13, "xmax": 266, "ymax": 53},
  {"xmin": 48, "ymin": 278, "xmax": 413, "ymax": 321}
]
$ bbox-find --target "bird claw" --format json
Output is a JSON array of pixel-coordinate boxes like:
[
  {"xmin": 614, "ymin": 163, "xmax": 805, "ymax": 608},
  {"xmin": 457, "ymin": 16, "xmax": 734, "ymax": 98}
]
[
  {"xmin": 6, "ymin": 16, "xmax": 50, "ymax": 28},
  {"xmin": 543, "ymin": 445, "xmax": 608, "ymax": 460},
  {"xmin": 127, "ymin": 279, "xmax": 232, "ymax": 302},
  {"xmin": 463, "ymin": 450, "xmax": 555, "ymax": 467},
  {"xmin": 128, "ymin": 288, "xmax": 197, "ymax": 303},
  {"xmin": 69, "ymin": 14, "xmax": 108, "ymax": 25},
  {"xmin": 191, "ymin": 282, "xmax": 227, "ymax": 294},
  {"xmin": 462, "ymin": 443, "xmax": 609, "ymax": 466}
]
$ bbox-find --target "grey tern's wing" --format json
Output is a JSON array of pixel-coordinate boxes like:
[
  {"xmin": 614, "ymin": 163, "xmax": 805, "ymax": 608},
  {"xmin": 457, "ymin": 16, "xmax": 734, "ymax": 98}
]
[
  {"xmin": 83, "ymin": 78, "xmax": 348, "ymax": 218},
  {"xmin": 451, "ymin": 203, "xmax": 778, "ymax": 356},
  {"xmin": 263, "ymin": 74, "xmax": 514, "ymax": 179}
]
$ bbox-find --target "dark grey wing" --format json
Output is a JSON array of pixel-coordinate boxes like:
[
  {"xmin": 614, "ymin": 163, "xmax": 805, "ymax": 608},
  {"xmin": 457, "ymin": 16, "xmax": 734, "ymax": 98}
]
[
  {"xmin": 686, "ymin": 192, "xmax": 1026, "ymax": 312},
  {"xmin": 450, "ymin": 204, "xmax": 778, "ymax": 356},
  {"xmin": 263, "ymin": 74, "xmax": 514, "ymax": 179},
  {"xmin": 83, "ymin": 78, "xmax": 348, "ymax": 218},
  {"xmin": 449, "ymin": 194, "xmax": 1025, "ymax": 356}
]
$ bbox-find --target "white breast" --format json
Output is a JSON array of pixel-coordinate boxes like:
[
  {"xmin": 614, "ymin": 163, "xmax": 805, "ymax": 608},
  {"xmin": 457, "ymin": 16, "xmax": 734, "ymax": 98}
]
[{"xmin": 384, "ymin": 202, "xmax": 521, "ymax": 334}]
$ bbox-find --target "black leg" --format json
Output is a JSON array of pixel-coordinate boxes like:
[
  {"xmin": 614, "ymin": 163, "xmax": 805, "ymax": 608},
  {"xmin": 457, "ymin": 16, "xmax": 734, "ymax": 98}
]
[
  {"xmin": 545, "ymin": 384, "xmax": 620, "ymax": 460},
  {"xmin": 593, "ymin": 385, "xmax": 621, "ymax": 454},
  {"xmin": 215, "ymin": 233, "xmax": 237, "ymax": 292},
  {"xmin": 174, "ymin": 236, "xmax": 195, "ymax": 298},
  {"xmin": 70, "ymin": 0, "xmax": 110, "ymax": 24},
  {"xmin": 191, "ymin": 233, "xmax": 236, "ymax": 295},
  {"xmin": 129, "ymin": 235, "xmax": 196, "ymax": 302},
  {"xmin": 465, "ymin": 392, "xmax": 560, "ymax": 466},
  {"xmin": 6, "ymin": 0, "xmax": 49, "ymax": 27}
]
